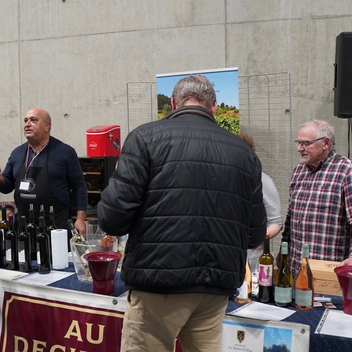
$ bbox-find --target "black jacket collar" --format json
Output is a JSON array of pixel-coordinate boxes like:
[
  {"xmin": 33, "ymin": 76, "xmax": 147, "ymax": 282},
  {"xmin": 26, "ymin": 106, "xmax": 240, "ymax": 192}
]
[{"xmin": 164, "ymin": 105, "xmax": 216, "ymax": 123}]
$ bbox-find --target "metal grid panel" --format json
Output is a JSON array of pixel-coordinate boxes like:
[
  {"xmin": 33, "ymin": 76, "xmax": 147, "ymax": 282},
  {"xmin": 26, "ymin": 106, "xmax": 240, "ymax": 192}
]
[
  {"xmin": 127, "ymin": 73, "xmax": 293, "ymax": 255},
  {"xmin": 126, "ymin": 82, "xmax": 158, "ymax": 133},
  {"xmin": 239, "ymin": 72, "xmax": 293, "ymax": 255}
]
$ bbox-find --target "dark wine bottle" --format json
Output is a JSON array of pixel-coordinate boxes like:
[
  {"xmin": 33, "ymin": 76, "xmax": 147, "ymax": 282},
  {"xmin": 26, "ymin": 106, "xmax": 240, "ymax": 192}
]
[
  {"xmin": 39, "ymin": 204, "xmax": 52, "ymax": 264},
  {"xmin": 258, "ymin": 236, "xmax": 274, "ymax": 303},
  {"xmin": 27, "ymin": 204, "xmax": 38, "ymax": 261},
  {"xmin": 47, "ymin": 206, "xmax": 57, "ymax": 233},
  {"xmin": 14, "ymin": 207, "xmax": 20, "ymax": 234},
  {"xmin": 5, "ymin": 214, "xmax": 19, "ymax": 270},
  {"xmin": 274, "ymin": 241, "xmax": 293, "ymax": 307},
  {"xmin": 18, "ymin": 215, "xmax": 32, "ymax": 273},
  {"xmin": 36, "ymin": 216, "xmax": 50, "ymax": 274},
  {"xmin": 0, "ymin": 201, "xmax": 9, "ymax": 263}
]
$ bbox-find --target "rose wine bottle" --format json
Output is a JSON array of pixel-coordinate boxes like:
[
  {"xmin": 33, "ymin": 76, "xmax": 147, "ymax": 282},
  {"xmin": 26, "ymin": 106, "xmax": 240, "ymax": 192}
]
[{"xmin": 294, "ymin": 243, "xmax": 314, "ymax": 310}]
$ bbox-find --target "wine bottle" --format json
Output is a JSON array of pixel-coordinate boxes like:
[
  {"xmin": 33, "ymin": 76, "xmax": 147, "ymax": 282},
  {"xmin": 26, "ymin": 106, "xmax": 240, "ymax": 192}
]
[
  {"xmin": 5, "ymin": 214, "xmax": 19, "ymax": 270},
  {"xmin": 294, "ymin": 243, "xmax": 314, "ymax": 310},
  {"xmin": 274, "ymin": 241, "xmax": 293, "ymax": 307},
  {"xmin": 27, "ymin": 204, "xmax": 38, "ymax": 261},
  {"xmin": 47, "ymin": 206, "xmax": 58, "ymax": 232},
  {"xmin": 36, "ymin": 216, "xmax": 50, "ymax": 274},
  {"xmin": 258, "ymin": 236, "xmax": 274, "ymax": 303},
  {"xmin": 0, "ymin": 201, "xmax": 9, "ymax": 262},
  {"xmin": 46, "ymin": 206, "xmax": 57, "ymax": 264},
  {"xmin": 13, "ymin": 207, "xmax": 20, "ymax": 234},
  {"xmin": 39, "ymin": 204, "xmax": 49, "ymax": 233},
  {"xmin": 235, "ymin": 259, "xmax": 252, "ymax": 304},
  {"xmin": 67, "ymin": 219, "xmax": 91, "ymax": 279},
  {"xmin": 18, "ymin": 215, "xmax": 32, "ymax": 273},
  {"xmin": 277, "ymin": 231, "xmax": 290, "ymax": 268},
  {"xmin": 100, "ymin": 234, "xmax": 115, "ymax": 251}
]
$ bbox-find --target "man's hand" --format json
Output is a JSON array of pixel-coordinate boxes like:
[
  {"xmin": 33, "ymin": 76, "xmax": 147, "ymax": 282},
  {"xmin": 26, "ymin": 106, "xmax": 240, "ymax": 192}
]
[
  {"xmin": 339, "ymin": 257, "xmax": 352, "ymax": 266},
  {"xmin": 0, "ymin": 169, "xmax": 5, "ymax": 186},
  {"xmin": 74, "ymin": 210, "xmax": 87, "ymax": 234}
]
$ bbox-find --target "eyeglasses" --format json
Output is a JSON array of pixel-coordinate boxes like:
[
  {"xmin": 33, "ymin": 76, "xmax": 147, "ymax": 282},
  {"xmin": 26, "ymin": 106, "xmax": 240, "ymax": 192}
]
[{"xmin": 294, "ymin": 137, "xmax": 325, "ymax": 147}]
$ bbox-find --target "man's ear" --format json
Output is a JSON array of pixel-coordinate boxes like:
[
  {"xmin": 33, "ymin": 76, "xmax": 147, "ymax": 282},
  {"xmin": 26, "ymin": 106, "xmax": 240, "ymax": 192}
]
[
  {"xmin": 171, "ymin": 97, "xmax": 177, "ymax": 110},
  {"xmin": 210, "ymin": 101, "xmax": 217, "ymax": 115}
]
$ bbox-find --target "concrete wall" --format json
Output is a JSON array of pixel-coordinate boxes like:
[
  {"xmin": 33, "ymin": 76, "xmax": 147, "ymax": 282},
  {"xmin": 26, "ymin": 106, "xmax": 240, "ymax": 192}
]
[{"xmin": 1, "ymin": 1, "xmax": 352, "ymax": 227}]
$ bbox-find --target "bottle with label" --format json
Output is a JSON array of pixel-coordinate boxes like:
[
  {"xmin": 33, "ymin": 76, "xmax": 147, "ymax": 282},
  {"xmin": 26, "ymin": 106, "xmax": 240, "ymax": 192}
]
[
  {"xmin": 294, "ymin": 243, "xmax": 314, "ymax": 310},
  {"xmin": 235, "ymin": 259, "xmax": 252, "ymax": 304},
  {"xmin": 274, "ymin": 241, "xmax": 293, "ymax": 307},
  {"xmin": 36, "ymin": 216, "xmax": 50, "ymax": 274},
  {"xmin": 0, "ymin": 201, "xmax": 9, "ymax": 263},
  {"xmin": 258, "ymin": 236, "xmax": 274, "ymax": 303},
  {"xmin": 18, "ymin": 215, "xmax": 32, "ymax": 273},
  {"xmin": 68, "ymin": 219, "xmax": 91, "ymax": 280},
  {"xmin": 27, "ymin": 204, "xmax": 38, "ymax": 261},
  {"xmin": 5, "ymin": 214, "xmax": 19, "ymax": 270}
]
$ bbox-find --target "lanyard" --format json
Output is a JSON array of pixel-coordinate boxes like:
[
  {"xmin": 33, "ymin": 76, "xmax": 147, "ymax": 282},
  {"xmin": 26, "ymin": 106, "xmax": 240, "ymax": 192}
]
[{"xmin": 24, "ymin": 143, "xmax": 48, "ymax": 178}]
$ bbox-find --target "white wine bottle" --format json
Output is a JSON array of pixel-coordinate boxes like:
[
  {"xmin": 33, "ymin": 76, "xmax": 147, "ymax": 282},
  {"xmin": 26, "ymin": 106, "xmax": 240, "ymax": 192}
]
[
  {"xmin": 294, "ymin": 243, "xmax": 314, "ymax": 310},
  {"xmin": 235, "ymin": 259, "xmax": 252, "ymax": 304},
  {"xmin": 274, "ymin": 241, "xmax": 293, "ymax": 307},
  {"xmin": 67, "ymin": 219, "xmax": 91, "ymax": 280}
]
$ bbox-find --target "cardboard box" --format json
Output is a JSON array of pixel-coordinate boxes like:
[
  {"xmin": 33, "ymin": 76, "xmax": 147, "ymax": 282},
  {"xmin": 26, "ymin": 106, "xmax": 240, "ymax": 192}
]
[
  {"xmin": 86, "ymin": 125, "xmax": 120, "ymax": 157},
  {"xmin": 310, "ymin": 259, "xmax": 342, "ymax": 296}
]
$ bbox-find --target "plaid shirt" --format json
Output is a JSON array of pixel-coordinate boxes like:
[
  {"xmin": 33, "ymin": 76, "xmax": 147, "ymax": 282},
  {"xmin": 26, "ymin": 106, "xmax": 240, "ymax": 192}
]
[{"xmin": 284, "ymin": 150, "xmax": 352, "ymax": 278}]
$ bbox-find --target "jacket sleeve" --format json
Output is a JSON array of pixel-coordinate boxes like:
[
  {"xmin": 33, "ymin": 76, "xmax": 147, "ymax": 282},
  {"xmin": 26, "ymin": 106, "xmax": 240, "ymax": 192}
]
[
  {"xmin": 247, "ymin": 159, "xmax": 267, "ymax": 249},
  {"xmin": 97, "ymin": 130, "xmax": 149, "ymax": 236},
  {"xmin": 66, "ymin": 147, "xmax": 88, "ymax": 212},
  {"xmin": 0, "ymin": 148, "xmax": 22, "ymax": 194}
]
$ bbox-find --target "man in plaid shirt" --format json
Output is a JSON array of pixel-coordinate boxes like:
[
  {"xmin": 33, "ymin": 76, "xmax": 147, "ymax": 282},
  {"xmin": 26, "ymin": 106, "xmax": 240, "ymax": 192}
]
[{"xmin": 282, "ymin": 119, "xmax": 352, "ymax": 278}]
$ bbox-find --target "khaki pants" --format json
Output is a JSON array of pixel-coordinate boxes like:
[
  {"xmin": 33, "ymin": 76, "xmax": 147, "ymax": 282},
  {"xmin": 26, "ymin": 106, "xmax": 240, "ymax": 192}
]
[{"xmin": 121, "ymin": 291, "xmax": 228, "ymax": 352}]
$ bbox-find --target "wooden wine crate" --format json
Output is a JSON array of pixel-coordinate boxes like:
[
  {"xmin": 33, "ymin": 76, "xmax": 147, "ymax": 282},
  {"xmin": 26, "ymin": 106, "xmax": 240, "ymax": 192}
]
[{"xmin": 309, "ymin": 259, "xmax": 342, "ymax": 296}]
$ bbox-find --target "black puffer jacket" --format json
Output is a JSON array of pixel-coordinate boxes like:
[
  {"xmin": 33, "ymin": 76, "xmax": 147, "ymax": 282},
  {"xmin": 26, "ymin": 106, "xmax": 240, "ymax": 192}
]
[{"xmin": 98, "ymin": 106, "xmax": 266, "ymax": 296}]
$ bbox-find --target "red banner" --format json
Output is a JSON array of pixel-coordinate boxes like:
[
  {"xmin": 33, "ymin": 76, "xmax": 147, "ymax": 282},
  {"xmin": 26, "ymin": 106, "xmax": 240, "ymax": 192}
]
[{"xmin": 1, "ymin": 291, "xmax": 124, "ymax": 352}]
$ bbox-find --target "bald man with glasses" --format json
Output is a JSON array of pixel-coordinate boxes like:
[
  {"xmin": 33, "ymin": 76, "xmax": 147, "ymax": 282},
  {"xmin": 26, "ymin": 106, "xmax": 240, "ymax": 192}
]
[{"xmin": 281, "ymin": 119, "xmax": 352, "ymax": 278}]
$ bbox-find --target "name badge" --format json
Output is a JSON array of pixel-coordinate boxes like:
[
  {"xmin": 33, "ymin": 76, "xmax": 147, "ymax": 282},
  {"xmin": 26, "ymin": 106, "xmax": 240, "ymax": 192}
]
[{"xmin": 19, "ymin": 180, "xmax": 31, "ymax": 191}]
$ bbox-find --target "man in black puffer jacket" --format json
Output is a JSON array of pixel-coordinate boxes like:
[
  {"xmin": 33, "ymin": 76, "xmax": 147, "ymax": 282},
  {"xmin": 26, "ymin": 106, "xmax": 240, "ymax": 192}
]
[{"xmin": 98, "ymin": 74, "xmax": 266, "ymax": 352}]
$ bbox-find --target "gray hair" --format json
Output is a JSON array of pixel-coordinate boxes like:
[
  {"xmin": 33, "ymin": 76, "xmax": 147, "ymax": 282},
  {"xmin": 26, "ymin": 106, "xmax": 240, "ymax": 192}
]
[
  {"xmin": 172, "ymin": 74, "xmax": 217, "ymax": 110},
  {"xmin": 300, "ymin": 119, "xmax": 335, "ymax": 147}
]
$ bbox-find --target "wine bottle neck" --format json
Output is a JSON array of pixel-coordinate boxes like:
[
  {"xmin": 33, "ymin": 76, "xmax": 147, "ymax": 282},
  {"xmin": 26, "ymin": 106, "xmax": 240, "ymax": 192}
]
[{"xmin": 263, "ymin": 238, "xmax": 270, "ymax": 253}]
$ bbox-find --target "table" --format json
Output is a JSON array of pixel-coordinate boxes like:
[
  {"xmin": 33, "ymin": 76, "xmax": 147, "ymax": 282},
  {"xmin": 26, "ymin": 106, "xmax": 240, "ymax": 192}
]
[
  {"xmin": 227, "ymin": 296, "xmax": 350, "ymax": 352},
  {"xmin": 0, "ymin": 265, "xmax": 351, "ymax": 351}
]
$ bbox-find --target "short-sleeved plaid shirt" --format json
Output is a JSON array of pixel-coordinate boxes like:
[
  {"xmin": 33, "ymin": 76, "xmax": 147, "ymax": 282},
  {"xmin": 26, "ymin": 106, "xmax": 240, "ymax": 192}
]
[{"xmin": 285, "ymin": 150, "xmax": 352, "ymax": 278}]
